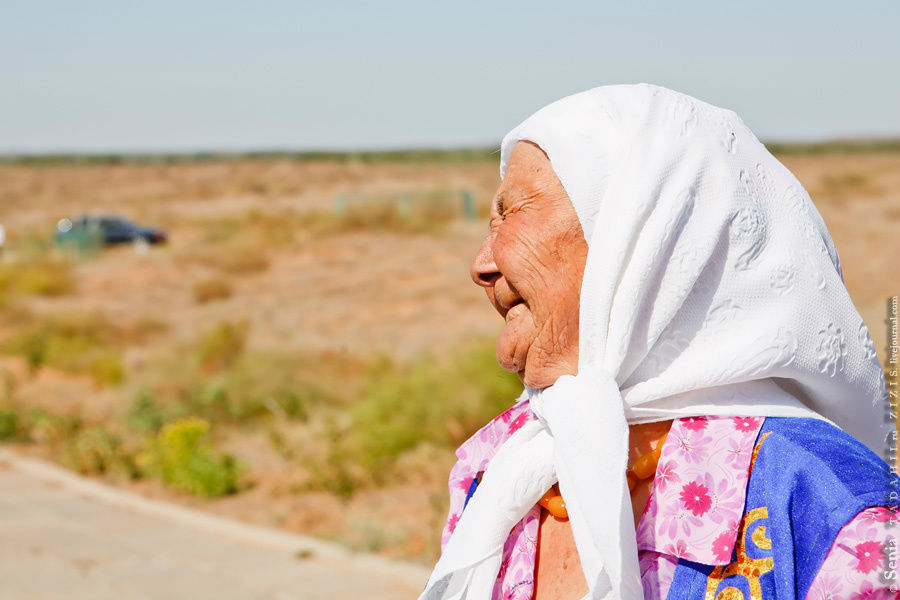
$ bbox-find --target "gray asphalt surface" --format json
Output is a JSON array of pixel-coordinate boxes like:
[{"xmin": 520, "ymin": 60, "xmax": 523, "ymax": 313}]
[{"xmin": 0, "ymin": 462, "xmax": 427, "ymax": 600}]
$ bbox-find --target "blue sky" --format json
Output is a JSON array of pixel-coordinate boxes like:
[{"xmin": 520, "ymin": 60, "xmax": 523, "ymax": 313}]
[{"xmin": 2, "ymin": 1, "xmax": 898, "ymax": 153}]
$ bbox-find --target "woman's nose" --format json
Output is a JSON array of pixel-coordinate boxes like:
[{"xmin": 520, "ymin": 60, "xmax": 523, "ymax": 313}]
[{"xmin": 470, "ymin": 235, "xmax": 500, "ymax": 287}]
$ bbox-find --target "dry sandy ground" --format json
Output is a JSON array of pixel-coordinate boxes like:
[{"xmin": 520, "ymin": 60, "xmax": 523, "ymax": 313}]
[
  {"xmin": 0, "ymin": 152, "xmax": 897, "ymax": 563},
  {"xmin": 1, "ymin": 154, "xmax": 896, "ymax": 360},
  {"xmin": 0, "ymin": 160, "xmax": 504, "ymax": 359}
]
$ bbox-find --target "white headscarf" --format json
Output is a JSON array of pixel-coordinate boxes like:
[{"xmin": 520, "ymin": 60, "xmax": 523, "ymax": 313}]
[{"xmin": 420, "ymin": 84, "xmax": 890, "ymax": 600}]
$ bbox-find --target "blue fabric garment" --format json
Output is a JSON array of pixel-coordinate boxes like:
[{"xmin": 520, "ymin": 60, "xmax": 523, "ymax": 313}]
[
  {"xmin": 665, "ymin": 416, "xmax": 899, "ymax": 600},
  {"xmin": 463, "ymin": 475, "xmax": 479, "ymax": 510}
]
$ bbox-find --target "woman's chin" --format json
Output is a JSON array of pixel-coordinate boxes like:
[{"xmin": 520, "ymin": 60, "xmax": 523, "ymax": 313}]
[
  {"xmin": 520, "ymin": 367, "xmax": 554, "ymax": 390},
  {"xmin": 495, "ymin": 333, "xmax": 529, "ymax": 374},
  {"xmin": 496, "ymin": 308, "xmax": 535, "ymax": 372},
  {"xmin": 496, "ymin": 346, "xmax": 525, "ymax": 374}
]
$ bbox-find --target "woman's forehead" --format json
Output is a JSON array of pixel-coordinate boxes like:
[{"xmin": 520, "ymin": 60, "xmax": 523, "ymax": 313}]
[{"xmin": 495, "ymin": 149, "xmax": 558, "ymax": 209}]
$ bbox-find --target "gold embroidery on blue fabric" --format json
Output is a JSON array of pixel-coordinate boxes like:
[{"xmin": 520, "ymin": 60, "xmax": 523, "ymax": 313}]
[
  {"xmin": 751, "ymin": 525, "xmax": 771, "ymax": 551},
  {"xmin": 714, "ymin": 587, "xmax": 745, "ymax": 600}
]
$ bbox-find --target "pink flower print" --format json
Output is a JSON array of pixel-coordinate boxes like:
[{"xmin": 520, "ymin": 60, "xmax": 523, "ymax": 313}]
[
  {"xmin": 508, "ymin": 412, "xmax": 529, "ymax": 435},
  {"xmin": 851, "ymin": 581, "xmax": 894, "ymax": 600},
  {"xmin": 680, "ymin": 480, "xmax": 713, "ymax": 517},
  {"xmin": 477, "ymin": 425, "xmax": 500, "ymax": 447},
  {"xmin": 659, "ymin": 496, "xmax": 703, "ymax": 539},
  {"xmin": 722, "ymin": 519, "xmax": 740, "ymax": 538},
  {"xmin": 457, "ymin": 476, "xmax": 474, "ymax": 492},
  {"xmin": 724, "ymin": 436, "xmax": 752, "ymax": 468},
  {"xmin": 674, "ymin": 430, "xmax": 712, "ymax": 464},
  {"xmin": 517, "ymin": 529, "xmax": 537, "ymax": 555},
  {"xmin": 654, "ymin": 460, "xmax": 680, "ymax": 492},
  {"xmin": 636, "ymin": 493, "xmax": 660, "ymax": 545},
  {"xmin": 840, "ymin": 516, "xmax": 880, "ymax": 548},
  {"xmin": 447, "ymin": 513, "xmax": 460, "ymax": 534},
  {"xmin": 682, "ymin": 417, "xmax": 708, "ymax": 431},
  {"xmin": 639, "ymin": 550, "xmax": 660, "ymax": 577},
  {"xmin": 808, "ymin": 573, "xmax": 844, "ymax": 600},
  {"xmin": 733, "ymin": 417, "xmax": 761, "ymax": 433},
  {"xmin": 698, "ymin": 470, "xmax": 742, "ymax": 518},
  {"xmin": 644, "ymin": 491, "xmax": 659, "ymax": 518},
  {"xmin": 854, "ymin": 540, "xmax": 884, "ymax": 574},
  {"xmin": 861, "ymin": 506, "xmax": 899, "ymax": 524},
  {"xmin": 662, "ymin": 539, "xmax": 696, "ymax": 560},
  {"xmin": 711, "ymin": 530, "xmax": 735, "ymax": 563}
]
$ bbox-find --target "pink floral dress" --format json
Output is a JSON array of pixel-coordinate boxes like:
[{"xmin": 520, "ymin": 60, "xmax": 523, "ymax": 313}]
[{"xmin": 440, "ymin": 401, "xmax": 900, "ymax": 600}]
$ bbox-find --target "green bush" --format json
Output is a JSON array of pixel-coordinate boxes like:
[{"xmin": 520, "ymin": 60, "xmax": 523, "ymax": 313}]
[
  {"xmin": 139, "ymin": 417, "xmax": 243, "ymax": 497},
  {"xmin": 127, "ymin": 390, "xmax": 171, "ymax": 434},
  {"xmin": 26, "ymin": 409, "xmax": 83, "ymax": 446},
  {"xmin": 0, "ymin": 404, "xmax": 138, "ymax": 477},
  {"xmin": 0, "ymin": 409, "xmax": 21, "ymax": 441},
  {"xmin": 2, "ymin": 312, "xmax": 125, "ymax": 385},
  {"xmin": 325, "ymin": 340, "xmax": 521, "ymax": 486}
]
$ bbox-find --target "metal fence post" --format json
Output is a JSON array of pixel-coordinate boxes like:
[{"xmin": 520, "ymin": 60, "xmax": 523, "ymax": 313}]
[
  {"xmin": 334, "ymin": 194, "xmax": 347, "ymax": 216},
  {"xmin": 462, "ymin": 191, "xmax": 476, "ymax": 221},
  {"xmin": 398, "ymin": 193, "xmax": 412, "ymax": 218}
]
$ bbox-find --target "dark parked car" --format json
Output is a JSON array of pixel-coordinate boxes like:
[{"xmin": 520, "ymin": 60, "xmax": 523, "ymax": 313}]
[{"xmin": 56, "ymin": 215, "xmax": 168, "ymax": 247}]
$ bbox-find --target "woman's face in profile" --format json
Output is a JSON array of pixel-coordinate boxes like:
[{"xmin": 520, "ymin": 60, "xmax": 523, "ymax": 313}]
[{"xmin": 470, "ymin": 141, "xmax": 589, "ymax": 389}]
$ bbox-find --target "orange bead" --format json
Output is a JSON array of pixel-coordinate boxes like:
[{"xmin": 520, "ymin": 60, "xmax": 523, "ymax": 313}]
[
  {"xmin": 632, "ymin": 451, "xmax": 659, "ymax": 480},
  {"xmin": 538, "ymin": 488, "xmax": 555, "ymax": 510},
  {"xmin": 652, "ymin": 433, "xmax": 668, "ymax": 459},
  {"xmin": 546, "ymin": 496, "xmax": 568, "ymax": 519},
  {"xmin": 626, "ymin": 470, "xmax": 637, "ymax": 491}
]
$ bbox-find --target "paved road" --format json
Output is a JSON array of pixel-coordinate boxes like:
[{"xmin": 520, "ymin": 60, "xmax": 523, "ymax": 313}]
[{"xmin": 0, "ymin": 459, "xmax": 428, "ymax": 600}]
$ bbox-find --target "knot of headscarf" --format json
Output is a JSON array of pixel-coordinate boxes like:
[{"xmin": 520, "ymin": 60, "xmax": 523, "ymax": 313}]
[
  {"xmin": 422, "ymin": 368, "xmax": 639, "ymax": 600},
  {"xmin": 420, "ymin": 84, "xmax": 889, "ymax": 600}
]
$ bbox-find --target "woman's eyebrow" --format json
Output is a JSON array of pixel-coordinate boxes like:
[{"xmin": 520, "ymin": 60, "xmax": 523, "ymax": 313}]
[
  {"xmin": 495, "ymin": 193, "xmax": 506, "ymax": 214},
  {"xmin": 489, "ymin": 193, "xmax": 509, "ymax": 230}
]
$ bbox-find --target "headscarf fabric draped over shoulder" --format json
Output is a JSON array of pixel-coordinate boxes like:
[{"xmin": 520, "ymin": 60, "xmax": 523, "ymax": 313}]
[{"xmin": 420, "ymin": 84, "xmax": 890, "ymax": 600}]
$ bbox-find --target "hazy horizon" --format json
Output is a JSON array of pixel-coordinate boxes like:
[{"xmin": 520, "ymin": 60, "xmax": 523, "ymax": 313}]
[{"xmin": 4, "ymin": 1, "xmax": 899, "ymax": 154}]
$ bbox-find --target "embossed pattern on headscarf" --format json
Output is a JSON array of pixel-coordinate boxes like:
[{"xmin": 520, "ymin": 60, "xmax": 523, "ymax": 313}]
[{"xmin": 420, "ymin": 84, "xmax": 889, "ymax": 600}]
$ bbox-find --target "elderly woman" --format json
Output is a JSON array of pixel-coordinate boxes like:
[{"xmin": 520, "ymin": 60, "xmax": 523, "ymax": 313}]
[{"xmin": 420, "ymin": 85, "xmax": 898, "ymax": 600}]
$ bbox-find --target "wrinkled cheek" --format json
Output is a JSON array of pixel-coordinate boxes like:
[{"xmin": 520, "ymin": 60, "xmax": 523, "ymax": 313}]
[{"xmin": 492, "ymin": 229, "xmax": 529, "ymax": 272}]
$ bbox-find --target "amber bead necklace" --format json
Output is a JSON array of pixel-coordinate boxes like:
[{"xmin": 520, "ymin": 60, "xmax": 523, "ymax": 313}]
[{"xmin": 538, "ymin": 432, "xmax": 668, "ymax": 520}]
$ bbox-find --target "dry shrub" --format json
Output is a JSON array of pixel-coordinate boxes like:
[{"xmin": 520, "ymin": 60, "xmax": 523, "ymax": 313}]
[
  {"xmin": 1, "ymin": 406, "xmax": 139, "ymax": 478},
  {"xmin": 193, "ymin": 277, "xmax": 233, "ymax": 303},
  {"xmin": 121, "ymin": 316, "xmax": 170, "ymax": 343},
  {"xmin": 0, "ymin": 259, "xmax": 76, "ymax": 297},
  {"xmin": 296, "ymin": 198, "xmax": 458, "ymax": 237},
  {"xmin": 128, "ymin": 346, "xmax": 342, "ymax": 430},
  {"xmin": 190, "ymin": 243, "xmax": 270, "ymax": 275},
  {"xmin": 813, "ymin": 170, "xmax": 884, "ymax": 198},
  {"xmin": 2, "ymin": 310, "xmax": 125, "ymax": 385},
  {"xmin": 196, "ymin": 320, "xmax": 248, "ymax": 372},
  {"xmin": 63, "ymin": 426, "xmax": 135, "ymax": 476}
]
